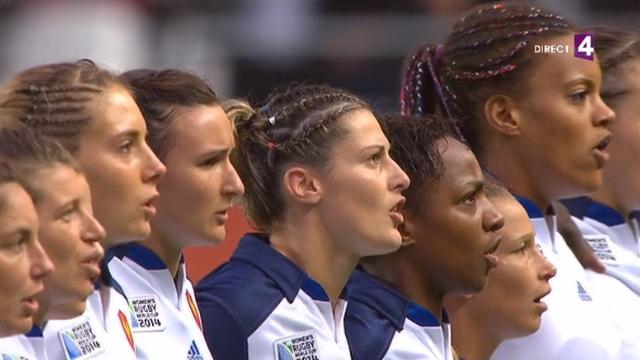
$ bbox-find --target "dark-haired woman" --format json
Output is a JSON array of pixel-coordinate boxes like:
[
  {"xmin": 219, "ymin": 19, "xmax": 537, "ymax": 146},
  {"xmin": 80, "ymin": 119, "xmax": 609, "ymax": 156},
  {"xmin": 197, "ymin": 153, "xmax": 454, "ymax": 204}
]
[
  {"xmin": 344, "ymin": 114, "xmax": 505, "ymax": 360},
  {"xmin": 401, "ymin": 3, "xmax": 623, "ymax": 359},
  {"xmin": 103, "ymin": 69, "xmax": 245, "ymax": 359},
  {"xmin": 196, "ymin": 84, "xmax": 410, "ymax": 359}
]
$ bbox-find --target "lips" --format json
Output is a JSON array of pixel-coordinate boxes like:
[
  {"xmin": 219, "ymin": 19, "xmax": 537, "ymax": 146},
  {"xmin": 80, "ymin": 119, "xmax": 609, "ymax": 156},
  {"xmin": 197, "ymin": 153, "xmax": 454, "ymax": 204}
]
[
  {"xmin": 534, "ymin": 287, "xmax": 551, "ymax": 304},
  {"xmin": 21, "ymin": 286, "xmax": 44, "ymax": 315},
  {"xmin": 142, "ymin": 193, "xmax": 159, "ymax": 217},
  {"xmin": 533, "ymin": 286, "xmax": 551, "ymax": 312},
  {"xmin": 592, "ymin": 133, "xmax": 612, "ymax": 169},
  {"xmin": 389, "ymin": 198, "xmax": 406, "ymax": 227},
  {"xmin": 214, "ymin": 207, "xmax": 231, "ymax": 224},
  {"xmin": 82, "ymin": 251, "xmax": 103, "ymax": 283},
  {"xmin": 483, "ymin": 237, "xmax": 501, "ymax": 271}
]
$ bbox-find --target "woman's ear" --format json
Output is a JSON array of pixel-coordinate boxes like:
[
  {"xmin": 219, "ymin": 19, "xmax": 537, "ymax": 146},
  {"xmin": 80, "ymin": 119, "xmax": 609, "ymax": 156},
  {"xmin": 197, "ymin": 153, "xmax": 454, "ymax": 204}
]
[
  {"xmin": 282, "ymin": 166, "xmax": 322, "ymax": 205},
  {"xmin": 483, "ymin": 94, "xmax": 522, "ymax": 137}
]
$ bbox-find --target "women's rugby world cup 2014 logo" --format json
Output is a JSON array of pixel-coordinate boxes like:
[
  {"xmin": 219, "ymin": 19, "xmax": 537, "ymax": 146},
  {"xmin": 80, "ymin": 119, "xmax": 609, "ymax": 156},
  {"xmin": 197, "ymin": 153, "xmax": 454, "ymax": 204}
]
[{"xmin": 273, "ymin": 331, "xmax": 320, "ymax": 360}]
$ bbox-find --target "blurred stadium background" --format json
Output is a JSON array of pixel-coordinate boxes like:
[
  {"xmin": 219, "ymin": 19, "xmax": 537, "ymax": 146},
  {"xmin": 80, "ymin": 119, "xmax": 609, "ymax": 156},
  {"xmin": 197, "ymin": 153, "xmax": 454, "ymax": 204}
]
[{"xmin": 1, "ymin": 0, "xmax": 637, "ymax": 282}]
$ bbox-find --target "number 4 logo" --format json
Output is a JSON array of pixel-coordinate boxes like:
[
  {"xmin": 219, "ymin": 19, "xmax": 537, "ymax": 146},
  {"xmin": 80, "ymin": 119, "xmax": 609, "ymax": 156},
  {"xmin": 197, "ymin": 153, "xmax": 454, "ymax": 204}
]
[{"xmin": 574, "ymin": 32, "xmax": 595, "ymax": 61}]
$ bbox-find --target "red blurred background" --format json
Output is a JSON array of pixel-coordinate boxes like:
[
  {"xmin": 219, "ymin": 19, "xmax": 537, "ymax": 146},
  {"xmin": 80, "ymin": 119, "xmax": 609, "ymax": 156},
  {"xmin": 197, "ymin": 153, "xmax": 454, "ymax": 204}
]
[{"xmin": 183, "ymin": 207, "xmax": 253, "ymax": 284}]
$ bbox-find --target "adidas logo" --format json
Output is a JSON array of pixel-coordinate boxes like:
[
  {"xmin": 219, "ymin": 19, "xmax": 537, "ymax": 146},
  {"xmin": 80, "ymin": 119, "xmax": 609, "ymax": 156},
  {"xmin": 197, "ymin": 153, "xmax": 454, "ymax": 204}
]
[
  {"xmin": 577, "ymin": 281, "xmax": 592, "ymax": 302},
  {"xmin": 187, "ymin": 340, "xmax": 204, "ymax": 360}
]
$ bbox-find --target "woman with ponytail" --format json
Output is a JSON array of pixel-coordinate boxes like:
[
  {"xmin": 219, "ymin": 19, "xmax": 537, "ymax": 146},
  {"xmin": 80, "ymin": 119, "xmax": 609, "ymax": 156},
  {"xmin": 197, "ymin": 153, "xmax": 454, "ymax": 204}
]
[
  {"xmin": 196, "ymin": 83, "xmax": 409, "ymax": 359},
  {"xmin": 402, "ymin": 3, "xmax": 627, "ymax": 359}
]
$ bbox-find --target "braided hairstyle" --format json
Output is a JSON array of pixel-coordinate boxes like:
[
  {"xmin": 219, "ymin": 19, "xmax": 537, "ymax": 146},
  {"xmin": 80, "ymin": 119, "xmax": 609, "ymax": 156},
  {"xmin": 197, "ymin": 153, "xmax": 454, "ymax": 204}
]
[
  {"xmin": 401, "ymin": 2, "xmax": 573, "ymax": 153},
  {"xmin": 120, "ymin": 69, "xmax": 220, "ymax": 161},
  {"xmin": 231, "ymin": 83, "xmax": 369, "ymax": 231},
  {"xmin": 594, "ymin": 27, "xmax": 640, "ymax": 96},
  {"xmin": 0, "ymin": 59, "xmax": 130, "ymax": 152},
  {"xmin": 0, "ymin": 125, "xmax": 80, "ymax": 205}
]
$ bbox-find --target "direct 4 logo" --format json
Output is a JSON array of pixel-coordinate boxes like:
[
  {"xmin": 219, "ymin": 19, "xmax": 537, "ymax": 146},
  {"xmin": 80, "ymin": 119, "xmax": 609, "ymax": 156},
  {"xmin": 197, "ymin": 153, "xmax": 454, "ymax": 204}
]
[{"xmin": 574, "ymin": 32, "xmax": 595, "ymax": 61}]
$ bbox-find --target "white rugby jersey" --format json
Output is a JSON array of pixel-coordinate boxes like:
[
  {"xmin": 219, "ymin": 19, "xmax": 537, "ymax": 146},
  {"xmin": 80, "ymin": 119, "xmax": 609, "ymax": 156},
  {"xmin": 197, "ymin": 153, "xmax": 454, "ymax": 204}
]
[
  {"xmin": 561, "ymin": 197, "xmax": 640, "ymax": 358},
  {"xmin": 0, "ymin": 326, "xmax": 45, "ymax": 360},
  {"xmin": 195, "ymin": 233, "xmax": 352, "ymax": 360},
  {"xmin": 564, "ymin": 196, "xmax": 640, "ymax": 295},
  {"xmin": 106, "ymin": 243, "xmax": 212, "ymax": 360},
  {"xmin": 491, "ymin": 196, "xmax": 623, "ymax": 360},
  {"xmin": 345, "ymin": 269, "xmax": 452, "ymax": 360},
  {"xmin": 43, "ymin": 286, "xmax": 137, "ymax": 360}
]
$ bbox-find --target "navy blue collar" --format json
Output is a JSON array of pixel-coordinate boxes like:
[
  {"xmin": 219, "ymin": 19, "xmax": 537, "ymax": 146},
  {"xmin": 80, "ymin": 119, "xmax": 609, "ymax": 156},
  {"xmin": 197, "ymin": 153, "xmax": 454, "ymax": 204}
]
[
  {"xmin": 347, "ymin": 269, "xmax": 412, "ymax": 331},
  {"xmin": 25, "ymin": 325, "xmax": 42, "ymax": 338},
  {"xmin": 564, "ymin": 196, "xmax": 629, "ymax": 226},
  {"xmin": 515, "ymin": 195, "xmax": 554, "ymax": 219},
  {"xmin": 407, "ymin": 301, "xmax": 448, "ymax": 327},
  {"xmin": 105, "ymin": 243, "xmax": 184, "ymax": 271},
  {"xmin": 232, "ymin": 233, "xmax": 309, "ymax": 303}
]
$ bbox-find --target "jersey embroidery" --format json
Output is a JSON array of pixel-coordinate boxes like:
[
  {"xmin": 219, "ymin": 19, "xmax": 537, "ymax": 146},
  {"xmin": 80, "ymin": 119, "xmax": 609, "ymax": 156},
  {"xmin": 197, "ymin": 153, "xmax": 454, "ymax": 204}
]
[
  {"xmin": 118, "ymin": 309, "xmax": 135, "ymax": 350},
  {"xmin": 58, "ymin": 320, "xmax": 105, "ymax": 360},
  {"xmin": 273, "ymin": 330, "xmax": 320, "ymax": 360},
  {"xmin": 185, "ymin": 290, "xmax": 202, "ymax": 331},
  {"xmin": 129, "ymin": 295, "xmax": 166, "ymax": 332},
  {"xmin": 584, "ymin": 235, "xmax": 617, "ymax": 262},
  {"xmin": 576, "ymin": 281, "xmax": 593, "ymax": 302}
]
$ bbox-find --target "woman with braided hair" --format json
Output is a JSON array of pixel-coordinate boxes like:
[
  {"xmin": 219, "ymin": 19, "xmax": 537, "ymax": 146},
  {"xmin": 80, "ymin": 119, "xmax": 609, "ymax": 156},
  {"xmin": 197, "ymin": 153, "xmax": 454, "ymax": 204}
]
[
  {"xmin": 195, "ymin": 83, "xmax": 410, "ymax": 359},
  {"xmin": 0, "ymin": 60, "xmax": 166, "ymax": 359},
  {"xmin": 401, "ymin": 2, "xmax": 625, "ymax": 359}
]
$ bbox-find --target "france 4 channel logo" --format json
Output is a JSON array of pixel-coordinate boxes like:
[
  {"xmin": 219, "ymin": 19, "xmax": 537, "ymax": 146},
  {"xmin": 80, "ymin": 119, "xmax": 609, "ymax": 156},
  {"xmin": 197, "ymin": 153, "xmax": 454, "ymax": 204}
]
[
  {"xmin": 533, "ymin": 32, "xmax": 594, "ymax": 61},
  {"xmin": 574, "ymin": 32, "xmax": 595, "ymax": 61}
]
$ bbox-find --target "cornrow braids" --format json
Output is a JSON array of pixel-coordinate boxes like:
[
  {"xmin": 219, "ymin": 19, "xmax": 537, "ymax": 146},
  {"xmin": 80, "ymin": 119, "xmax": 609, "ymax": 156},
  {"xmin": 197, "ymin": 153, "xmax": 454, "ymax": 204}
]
[
  {"xmin": 401, "ymin": 2, "xmax": 573, "ymax": 154},
  {"xmin": 232, "ymin": 83, "xmax": 369, "ymax": 230},
  {"xmin": 594, "ymin": 27, "xmax": 640, "ymax": 74},
  {"xmin": 0, "ymin": 59, "xmax": 129, "ymax": 152},
  {"xmin": 0, "ymin": 126, "xmax": 80, "ymax": 205},
  {"xmin": 121, "ymin": 69, "xmax": 219, "ymax": 160}
]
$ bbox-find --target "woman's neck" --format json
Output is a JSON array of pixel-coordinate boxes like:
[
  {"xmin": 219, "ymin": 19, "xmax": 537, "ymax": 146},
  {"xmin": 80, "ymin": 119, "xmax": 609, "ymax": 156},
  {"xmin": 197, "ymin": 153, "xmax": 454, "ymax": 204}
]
[
  {"xmin": 269, "ymin": 218, "xmax": 358, "ymax": 307},
  {"xmin": 482, "ymin": 148, "xmax": 551, "ymax": 211},
  {"xmin": 590, "ymin": 187, "xmax": 633, "ymax": 218},
  {"xmin": 144, "ymin": 230, "xmax": 183, "ymax": 278},
  {"xmin": 450, "ymin": 307, "xmax": 501, "ymax": 360},
  {"xmin": 363, "ymin": 251, "xmax": 445, "ymax": 321}
]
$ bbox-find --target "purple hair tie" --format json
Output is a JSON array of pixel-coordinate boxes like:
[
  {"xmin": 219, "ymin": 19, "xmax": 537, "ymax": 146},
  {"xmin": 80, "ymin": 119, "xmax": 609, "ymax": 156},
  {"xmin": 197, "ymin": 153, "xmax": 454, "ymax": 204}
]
[{"xmin": 435, "ymin": 44, "xmax": 445, "ymax": 63}]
